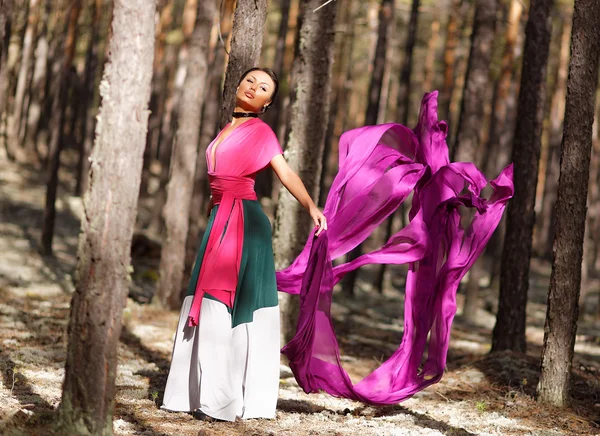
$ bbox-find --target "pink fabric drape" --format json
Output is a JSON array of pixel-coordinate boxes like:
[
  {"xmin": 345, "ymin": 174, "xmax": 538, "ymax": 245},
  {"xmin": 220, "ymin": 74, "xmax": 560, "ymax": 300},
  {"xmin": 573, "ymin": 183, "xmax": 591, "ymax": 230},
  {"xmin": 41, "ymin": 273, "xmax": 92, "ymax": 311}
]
[
  {"xmin": 187, "ymin": 118, "xmax": 283, "ymax": 327},
  {"xmin": 276, "ymin": 91, "xmax": 514, "ymax": 405}
]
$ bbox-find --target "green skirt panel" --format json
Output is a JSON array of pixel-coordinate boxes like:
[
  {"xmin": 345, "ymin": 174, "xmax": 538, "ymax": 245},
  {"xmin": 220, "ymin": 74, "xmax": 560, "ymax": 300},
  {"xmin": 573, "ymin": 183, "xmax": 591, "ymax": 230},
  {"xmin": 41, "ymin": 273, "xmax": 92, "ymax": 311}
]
[{"xmin": 185, "ymin": 200, "xmax": 278, "ymax": 328}]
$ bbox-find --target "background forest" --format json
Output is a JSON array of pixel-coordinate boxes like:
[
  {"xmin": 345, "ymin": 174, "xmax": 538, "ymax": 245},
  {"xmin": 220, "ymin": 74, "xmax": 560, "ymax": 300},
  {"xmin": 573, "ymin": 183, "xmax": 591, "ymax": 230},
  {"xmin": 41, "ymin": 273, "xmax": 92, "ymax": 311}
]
[{"xmin": 1, "ymin": 0, "xmax": 600, "ymax": 434}]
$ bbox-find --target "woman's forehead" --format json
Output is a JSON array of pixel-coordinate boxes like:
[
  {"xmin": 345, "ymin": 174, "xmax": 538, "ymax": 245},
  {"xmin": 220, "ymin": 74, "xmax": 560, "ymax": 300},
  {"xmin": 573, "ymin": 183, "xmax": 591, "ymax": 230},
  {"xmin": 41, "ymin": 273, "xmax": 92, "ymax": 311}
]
[{"xmin": 246, "ymin": 71, "xmax": 274, "ymax": 86}]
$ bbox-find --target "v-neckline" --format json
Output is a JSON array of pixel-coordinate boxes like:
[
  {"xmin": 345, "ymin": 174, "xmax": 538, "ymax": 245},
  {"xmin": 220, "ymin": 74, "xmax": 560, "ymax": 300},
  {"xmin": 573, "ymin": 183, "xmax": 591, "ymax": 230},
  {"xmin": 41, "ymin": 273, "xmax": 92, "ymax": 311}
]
[{"xmin": 210, "ymin": 118, "xmax": 257, "ymax": 172}]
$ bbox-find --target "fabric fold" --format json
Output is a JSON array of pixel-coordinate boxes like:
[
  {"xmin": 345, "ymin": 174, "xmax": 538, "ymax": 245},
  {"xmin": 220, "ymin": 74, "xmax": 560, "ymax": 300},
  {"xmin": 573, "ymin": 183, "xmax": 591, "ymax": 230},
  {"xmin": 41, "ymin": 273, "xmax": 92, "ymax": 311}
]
[
  {"xmin": 187, "ymin": 175, "xmax": 257, "ymax": 327},
  {"xmin": 277, "ymin": 91, "xmax": 514, "ymax": 405}
]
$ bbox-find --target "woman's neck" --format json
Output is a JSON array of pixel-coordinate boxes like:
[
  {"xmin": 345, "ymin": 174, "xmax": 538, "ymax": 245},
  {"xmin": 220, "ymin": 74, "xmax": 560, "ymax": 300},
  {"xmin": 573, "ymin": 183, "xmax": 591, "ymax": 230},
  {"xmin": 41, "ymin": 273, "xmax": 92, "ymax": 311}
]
[{"xmin": 231, "ymin": 106, "xmax": 258, "ymax": 126}]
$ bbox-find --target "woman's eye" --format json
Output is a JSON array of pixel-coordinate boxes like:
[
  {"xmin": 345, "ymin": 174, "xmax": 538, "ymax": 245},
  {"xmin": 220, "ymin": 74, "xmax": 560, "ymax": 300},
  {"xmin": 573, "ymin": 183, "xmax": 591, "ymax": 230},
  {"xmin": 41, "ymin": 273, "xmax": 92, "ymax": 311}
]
[
  {"xmin": 247, "ymin": 79, "xmax": 253, "ymax": 83},
  {"xmin": 260, "ymin": 87, "xmax": 267, "ymax": 92}
]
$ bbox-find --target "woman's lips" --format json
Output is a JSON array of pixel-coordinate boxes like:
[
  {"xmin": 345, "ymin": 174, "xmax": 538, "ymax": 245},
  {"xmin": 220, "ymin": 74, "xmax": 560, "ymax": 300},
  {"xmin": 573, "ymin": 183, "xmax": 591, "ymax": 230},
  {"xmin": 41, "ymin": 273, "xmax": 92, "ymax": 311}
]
[{"xmin": 244, "ymin": 91, "xmax": 254, "ymax": 99}]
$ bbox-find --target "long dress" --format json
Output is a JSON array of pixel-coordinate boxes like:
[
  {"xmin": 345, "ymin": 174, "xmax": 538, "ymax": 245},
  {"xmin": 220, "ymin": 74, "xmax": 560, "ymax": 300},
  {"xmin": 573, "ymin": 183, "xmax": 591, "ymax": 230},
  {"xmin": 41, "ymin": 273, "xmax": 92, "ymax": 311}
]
[{"xmin": 161, "ymin": 118, "xmax": 283, "ymax": 422}]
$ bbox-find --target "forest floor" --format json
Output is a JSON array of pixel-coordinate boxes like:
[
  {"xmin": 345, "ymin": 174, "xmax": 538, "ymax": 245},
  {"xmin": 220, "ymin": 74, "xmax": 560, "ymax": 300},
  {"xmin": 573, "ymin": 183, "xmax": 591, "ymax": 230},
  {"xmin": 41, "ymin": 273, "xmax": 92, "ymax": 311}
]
[{"xmin": 1, "ymin": 147, "xmax": 600, "ymax": 435}]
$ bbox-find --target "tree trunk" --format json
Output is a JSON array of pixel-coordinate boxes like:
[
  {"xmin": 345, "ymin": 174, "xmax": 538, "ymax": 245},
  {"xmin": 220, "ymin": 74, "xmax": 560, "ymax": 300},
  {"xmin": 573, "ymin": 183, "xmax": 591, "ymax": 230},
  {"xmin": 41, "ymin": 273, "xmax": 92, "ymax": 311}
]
[
  {"xmin": 536, "ymin": 0, "xmax": 600, "ymax": 407},
  {"xmin": 155, "ymin": 0, "xmax": 215, "ymax": 309},
  {"xmin": 185, "ymin": 28, "xmax": 229, "ymax": 276},
  {"xmin": 422, "ymin": 18, "xmax": 440, "ymax": 92},
  {"xmin": 74, "ymin": 0, "xmax": 103, "ymax": 196},
  {"xmin": 491, "ymin": 0, "xmax": 554, "ymax": 353},
  {"xmin": 365, "ymin": 0, "xmax": 393, "ymax": 126},
  {"xmin": 452, "ymin": 0, "xmax": 498, "ymax": 163},
  {"xmin": 139, "ymin": 3, "xmax": 174, "ymax": 199},
  {"xmin": 364, "ymin": 0, "xmax": 394, "ymax": 293},
  {"xmin": 219, "ymin": 0, "xmax": 268, "ymax": 128},
  {"xmin": 40, "ymin": 1, "xmax": 82, "ymax": 255},
  {"xmin": 255, "ymin": 0, "xmax": 292, "ymax": 200},
  {"xmin": 55, "ymin": 1, "xmax": 154, "ymax": 434},
  {"xmin": 272, "ymin": 0, "xmax": 337, "ymax": 344},
  {"xmin": 395, "ymin": 0, "xmax": 420, "ymax": 125},
  {"xmin": 481, "ymin": 0, "xmax": 523, "ymax": 178},
  {"xmin": 343, "ymin": 0, "xmax": 416, "ymax": 297},
  {"xmin": 0, "ymin": 0, "xmax": 12, "ymax": 126},
  {"xmin": 23, "ymin": 0, "xmax": 49, "ymax": 158},
  {"xmin": 440, "ymin": 0, "xmax": 466, "ymax": 122},
  {"xmin": 320, "ymin": 0, "xmax": 356, "ymax": 207},
  {"xmin": 533, "ymin": 13, "xmax": 571, "ymax": 259},
  {"xmin": 457, "ymin": 0, "xmax": 500, "ymax": 322},
  {"xmin": 147, "ymin": 42, "xmax": 181, "ymax": 236},
  {"xmin": 10, "ymin": 0, "xmax": 39, "ymax": 156}
]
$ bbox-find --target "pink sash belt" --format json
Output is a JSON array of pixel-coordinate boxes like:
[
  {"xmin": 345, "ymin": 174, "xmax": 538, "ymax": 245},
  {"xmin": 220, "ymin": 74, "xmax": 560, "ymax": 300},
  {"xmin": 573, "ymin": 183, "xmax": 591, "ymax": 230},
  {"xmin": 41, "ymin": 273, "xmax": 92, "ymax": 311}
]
[{"xmin": 187, "ymin": 175, "xmax": 257, "ymax": 327}]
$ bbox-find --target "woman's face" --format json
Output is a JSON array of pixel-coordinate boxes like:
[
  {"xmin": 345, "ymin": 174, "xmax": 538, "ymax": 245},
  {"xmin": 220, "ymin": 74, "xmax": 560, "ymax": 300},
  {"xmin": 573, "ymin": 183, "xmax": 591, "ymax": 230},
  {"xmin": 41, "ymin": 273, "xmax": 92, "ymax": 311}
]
[{"xmin": 236, "ymin": 70, "xmax": 275, "ymax": 113}]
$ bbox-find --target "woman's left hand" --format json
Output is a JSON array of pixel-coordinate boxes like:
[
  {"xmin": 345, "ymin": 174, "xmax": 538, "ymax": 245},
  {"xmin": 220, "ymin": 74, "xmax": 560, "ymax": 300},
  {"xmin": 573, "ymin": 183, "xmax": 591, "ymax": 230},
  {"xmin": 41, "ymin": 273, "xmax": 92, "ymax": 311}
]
[{"xmin": 309, "ymin": 206, "xmax": 328, "ymax": 237}]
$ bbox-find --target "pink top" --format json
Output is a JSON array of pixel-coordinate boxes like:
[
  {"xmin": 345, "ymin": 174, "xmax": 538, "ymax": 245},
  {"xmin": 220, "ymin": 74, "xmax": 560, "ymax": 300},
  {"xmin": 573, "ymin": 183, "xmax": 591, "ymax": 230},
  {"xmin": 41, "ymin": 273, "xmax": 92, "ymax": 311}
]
[
  {"xmin": 206, "ymin": 118, "xmax": 283, "ymax": 178},
  {"xmin": 188, "ymin": 118, "xmax": 283, "ymax": 326}
]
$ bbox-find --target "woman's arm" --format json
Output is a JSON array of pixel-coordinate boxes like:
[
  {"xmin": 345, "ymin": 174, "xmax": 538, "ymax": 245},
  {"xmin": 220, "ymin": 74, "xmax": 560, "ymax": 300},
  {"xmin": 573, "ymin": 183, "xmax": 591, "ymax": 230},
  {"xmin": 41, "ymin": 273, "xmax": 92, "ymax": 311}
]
[{"xmin": 270, "ymin": 154, "xmax": 328, "ymax": 236}]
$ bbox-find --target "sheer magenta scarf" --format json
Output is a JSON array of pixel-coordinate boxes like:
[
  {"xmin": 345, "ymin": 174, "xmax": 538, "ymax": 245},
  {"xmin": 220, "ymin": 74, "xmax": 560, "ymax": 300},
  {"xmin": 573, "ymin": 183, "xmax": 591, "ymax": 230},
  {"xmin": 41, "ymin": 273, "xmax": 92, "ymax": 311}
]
[{"xmin": 276, "ymin": 92, "xmax": 514, "ymax": 405}]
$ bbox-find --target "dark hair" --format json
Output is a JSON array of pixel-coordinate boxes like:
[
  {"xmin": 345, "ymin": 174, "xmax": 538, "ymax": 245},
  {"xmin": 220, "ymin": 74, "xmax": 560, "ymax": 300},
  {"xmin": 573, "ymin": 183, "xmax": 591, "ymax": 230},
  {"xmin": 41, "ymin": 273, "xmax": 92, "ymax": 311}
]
[{"xmin": 237, "ymin": 67, "xmax": 279, "ymax": 112}]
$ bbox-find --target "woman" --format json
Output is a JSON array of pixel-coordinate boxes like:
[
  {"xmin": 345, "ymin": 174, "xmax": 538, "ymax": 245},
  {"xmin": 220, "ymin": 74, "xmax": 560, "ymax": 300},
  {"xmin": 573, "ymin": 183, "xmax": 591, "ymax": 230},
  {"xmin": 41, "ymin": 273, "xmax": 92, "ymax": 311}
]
[{"xmin": 161, "ymin": 67, "xmax": 327, "ymax": 422}]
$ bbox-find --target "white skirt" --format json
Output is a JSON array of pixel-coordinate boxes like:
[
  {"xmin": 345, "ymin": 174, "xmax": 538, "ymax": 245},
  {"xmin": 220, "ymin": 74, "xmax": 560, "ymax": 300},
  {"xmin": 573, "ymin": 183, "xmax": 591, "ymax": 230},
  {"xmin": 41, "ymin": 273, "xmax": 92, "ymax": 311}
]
[{"xmin": 161, "ymin": 296, "xmax": 281, "ymax": 421}]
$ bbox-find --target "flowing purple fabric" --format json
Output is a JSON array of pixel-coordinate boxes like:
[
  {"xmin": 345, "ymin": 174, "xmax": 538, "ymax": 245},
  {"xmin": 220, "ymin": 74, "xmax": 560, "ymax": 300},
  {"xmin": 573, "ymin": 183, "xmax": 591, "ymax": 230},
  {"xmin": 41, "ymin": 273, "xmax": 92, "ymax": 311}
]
[{"xmin": 276, "ymin": 92, "xmax": 514, "ymax": 405}]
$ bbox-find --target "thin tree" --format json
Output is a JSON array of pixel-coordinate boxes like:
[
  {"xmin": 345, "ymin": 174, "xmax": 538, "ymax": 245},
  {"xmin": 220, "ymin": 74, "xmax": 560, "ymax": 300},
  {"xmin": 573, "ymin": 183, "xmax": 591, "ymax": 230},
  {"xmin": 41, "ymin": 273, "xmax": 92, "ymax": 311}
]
[
  {"xmin": 10, "ymin": 0, "xmax": 39, "ymax": 156},
  {"xmin": 491, "ymin": 0, "xmax": 554, "ymax": 353},
  {"xmin": 0, "ymin": 0, "xmax": 11, "ymax": 116},
  {"xmin": 533, "ymin": 12, "xmax": 571, "ymax": 259},
  {"xmin": 55, "ymin": 0, "xmax": 155, "ymax": 433},
  {"xmin": 452, "ymin": 0, "xmax": 498, "ymax": 163},
  {"xmin": 363, "ymin": 0, "xmax": 394, "ymax": 294},
  {"xmin": 395, "ymin": 0, "xmax": 420, "ymax": 125},
  {"xmin": 481, "ymin": 0, "xmax": 523, "ymax": 178},
  {"xmin": 536, "ymin": 0, "xmax": 600, "ymax": 406},
  {"xmin": 23, "ymin": 0, "xmax": 50, "ymax": 158},
  {"xmin": 219, "ymin": 0, "xmax": 268, "ymax": 127},
  {"xmin": 156, "ymin": 0, "xmax": 216, "ymax": 309},
  {"xmin": 439, "ymin": 0, "xmax": 466, "ymax": 121},
  {"xmin": 272, "ymin": 0, "xmax": 337, "ymax": 343},
  {"xmin": 343, "ymin": 0, "xmax": 415, "ymax": 296},
  {"xmin": 255, "ymin": 0, "xmax": 293, "ymax": 199},
  {"xmin": 457, "ymin": 0, "xmax": 500, "ymax": 323},
  {"xmin": 75, "ymin": 0, "xmax": 103, "ymax": 196},
  {"xmin": 365, "ymin": 0, "xmax": 393, "ymax": 126},
  {"xmin": 40, "ymin": 0, "xmax": 82, "ymax": 255}
]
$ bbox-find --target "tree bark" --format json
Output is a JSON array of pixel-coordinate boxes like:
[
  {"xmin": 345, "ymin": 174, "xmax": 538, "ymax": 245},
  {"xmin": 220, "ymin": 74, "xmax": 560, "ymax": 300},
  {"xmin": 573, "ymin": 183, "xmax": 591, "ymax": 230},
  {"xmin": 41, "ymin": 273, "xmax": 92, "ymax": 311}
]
[
  {"xmin": 0, "ymin": 0, "xmax": 12, "ymax": 124},
  {"xmin": 343, "ymin": 0, "xmax": 415, "ymax": 297},
  {"xmin": 40, "ymin": 0, "xmax": 82, "ymax": 255},
  {"xmin": 364, "ymin": 0, "xmax": 394, "ymax": 293},
  {"xmin": 536, "ymin": 0, "xmax": 600, "ymax": 407},
  {"xmin": 320, "ymin": 0, "xmax": 355, "ymax": 208},
  {"xmin": 255, "ymin": 0, "xmax": 292, "ymax": 200},
  {"xmin": 10, "ymin": 0, "xmax": 39, "ymax": 155},
  {"xmin": 23, "ymin": 0, "xmax": 49, "ymax": 158},
  {"xmin": 139, "ymin": 3, "xmax": 175, "ymax": 199},
  {"xmin": 75, "ymin": 0, "xmax": 103, "ymax": 196},
  {"xmin": 452, "ymin": 0, "xmax": 498, "ymax": 163},
  {"xmin": 219, "ymin": 0, "xmax": 268, "ymax": 128},
  {"xmin": 156, "ymin": 0, "xmax": 215, "ymax": 309},
  {"xmin": 491, "ymin": 0, "xmax": 554, "ymax": 353},
  {"xmin": 365, "ymin": 0, "xmax": 393, "ymax": 126},
  {"xmin": 439, "ymin": 0, "xmax": 467, "ymax": 122},
  {"xmin": 533, "ymin": 13, "xmax": 571, "ymax": 259},
  {"xmin": 395, "ymin": 0, "xmax": 420, "ymax": 125},
  {"xmin": 55, "ymin": 1, "xmax": 154, "ymax": 434},
  {"xmin": 272, "ymin": 0, "xmax": 337, "ymax": 344},
  {"xmin": 422, "ymin": 18, "xmax": 440, "ymax": 93},
  {"xmin": 481, "ymin": 0, "xmax": 523, "ymax": 178}
]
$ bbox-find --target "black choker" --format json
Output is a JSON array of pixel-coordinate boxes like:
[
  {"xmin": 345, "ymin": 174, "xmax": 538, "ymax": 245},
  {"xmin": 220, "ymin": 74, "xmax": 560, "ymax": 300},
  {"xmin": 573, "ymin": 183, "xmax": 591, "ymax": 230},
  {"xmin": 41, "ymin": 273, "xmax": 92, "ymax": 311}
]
[{"xmin": 232, "ymin": 111, "xmax": 258, "ymax": 118}]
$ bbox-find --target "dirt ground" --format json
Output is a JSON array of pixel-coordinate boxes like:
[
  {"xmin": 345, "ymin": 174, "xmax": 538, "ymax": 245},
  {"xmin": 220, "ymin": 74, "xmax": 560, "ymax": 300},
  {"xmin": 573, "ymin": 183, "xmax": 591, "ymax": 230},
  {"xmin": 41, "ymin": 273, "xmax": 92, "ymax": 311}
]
[{"xmin": 1, "ymin": 147, "xmax": 600, "ymax": 435}]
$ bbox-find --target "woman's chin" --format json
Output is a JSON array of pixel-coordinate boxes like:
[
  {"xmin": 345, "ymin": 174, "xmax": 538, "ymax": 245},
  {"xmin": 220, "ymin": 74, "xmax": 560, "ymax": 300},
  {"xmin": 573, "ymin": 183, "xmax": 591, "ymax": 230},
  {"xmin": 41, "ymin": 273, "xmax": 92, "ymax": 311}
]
[{"xmin": 237, "ymin": 101, "xmax": 260, "ymax": 114}]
